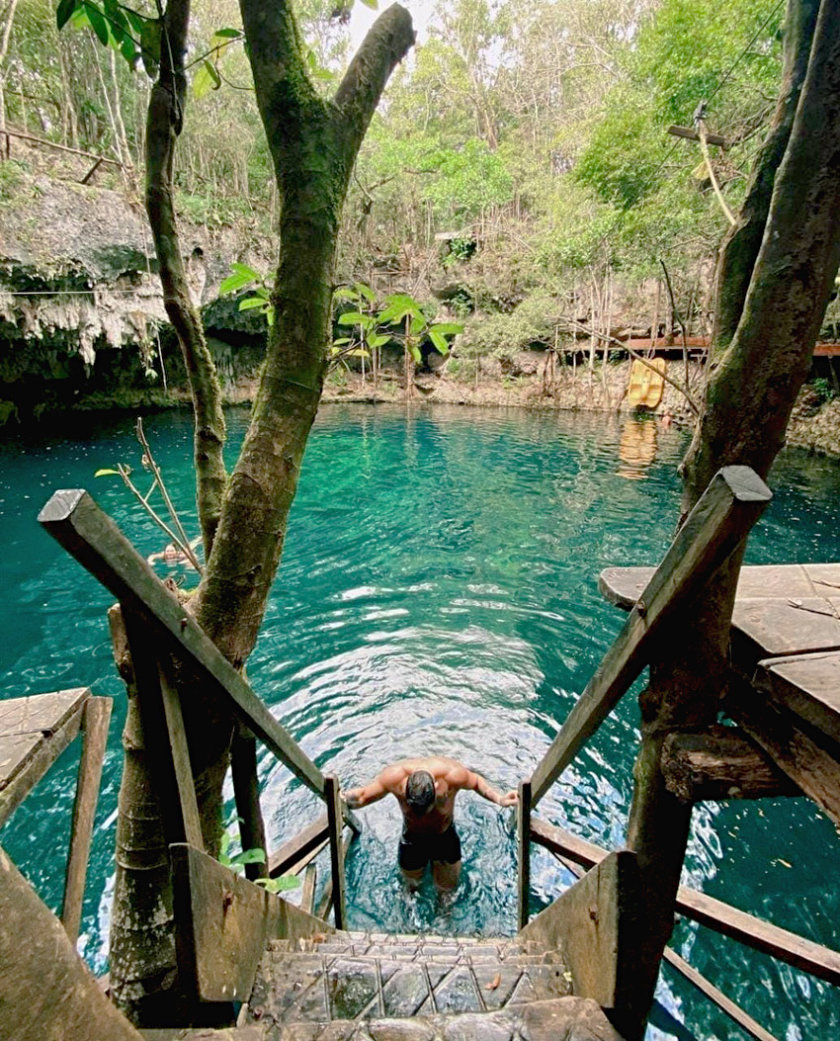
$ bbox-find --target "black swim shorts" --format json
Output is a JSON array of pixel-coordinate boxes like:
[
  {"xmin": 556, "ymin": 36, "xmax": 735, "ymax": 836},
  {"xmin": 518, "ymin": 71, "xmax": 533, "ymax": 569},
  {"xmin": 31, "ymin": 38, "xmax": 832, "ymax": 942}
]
[{"xmin": 398, "ymin": 826, "xmax": 462, "ymax": 871}]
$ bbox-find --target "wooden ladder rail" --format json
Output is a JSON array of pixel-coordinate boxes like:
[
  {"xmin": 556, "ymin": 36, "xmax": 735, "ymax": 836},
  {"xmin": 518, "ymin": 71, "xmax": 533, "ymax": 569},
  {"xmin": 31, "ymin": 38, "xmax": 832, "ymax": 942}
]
[
  {"xmin": 515, "ymin": 467, "xmax": 773, "ymax": 1032},
  {"xmin": 38, "ymin": 488, "xmax": 360, "ymax": 933}
]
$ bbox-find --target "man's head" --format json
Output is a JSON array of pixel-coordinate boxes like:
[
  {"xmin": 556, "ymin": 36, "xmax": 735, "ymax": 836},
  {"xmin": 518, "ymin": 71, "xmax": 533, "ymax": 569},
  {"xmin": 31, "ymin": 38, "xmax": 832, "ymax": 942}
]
[{"xmin": 405, "ymin": 770, "xmax": 436, "ymax": 814}]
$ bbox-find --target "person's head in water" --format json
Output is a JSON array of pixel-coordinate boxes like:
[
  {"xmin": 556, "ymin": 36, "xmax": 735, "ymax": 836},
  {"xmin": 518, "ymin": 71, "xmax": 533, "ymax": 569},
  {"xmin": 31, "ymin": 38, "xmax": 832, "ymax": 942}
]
[{"xmin": 405, "ymin": 770, "xmax": 436, "ymax": 814}]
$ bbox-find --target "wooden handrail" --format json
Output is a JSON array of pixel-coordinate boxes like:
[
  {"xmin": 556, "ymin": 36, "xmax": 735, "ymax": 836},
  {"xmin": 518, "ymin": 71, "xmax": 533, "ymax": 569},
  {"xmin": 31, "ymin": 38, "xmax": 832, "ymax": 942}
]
[
  {"xmin": 529, "ymin": 466, "xmax": 771, "ymax": 805},
  {"xmin": 39, "ymin": 489, "xmax": 326, "ymax": 798},
  {"xmin": 530, "ymin": 817, "xmax": 840, "ymax": 987}
]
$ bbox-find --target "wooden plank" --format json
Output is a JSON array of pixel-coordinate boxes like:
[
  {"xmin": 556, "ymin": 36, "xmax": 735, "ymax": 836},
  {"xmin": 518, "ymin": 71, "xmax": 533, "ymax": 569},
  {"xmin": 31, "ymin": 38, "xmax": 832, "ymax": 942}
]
[
  {"xmin": 663, "ymin": 947, "xmax": 779, "ymax": 1041},
  {"xmin": 170, "ymin": 843, "xmax": 332, "ymax": 1004},
  {"xmin": 231, "ymin": 727, "xmax": 268, "ymax": 881},
  {"xmin": 39, "ymin": 490, "xmax": 326, "ymax": 799},
  {"xmin": 61, "ymin": 697, "xmax": 112, "ymax": 942},
  {"xmin": 157, "ymin": 661, "xmax": 204, "ymax": 853},
  {"xmin": 0, "ymin": 845, "xmax": 143, "ymax": 1041},
  {"xmin": 732, "ymin": 597, "xmax": 840, "ymax": 666},
  {"xmin": 267, "ymin": 814, "xmax": 330, "ymax": 877},
  {"xmin": 530, "ymin": 817, "xmax": 840, "ymax": 985},
  {"xmin": 661, "ymin": 725, "xmax": 800, "ymax": 802},
  {"xmin": 517, "ymin": 780, "xmax": 531, "ymax": 930},
  {"xmin": 315, "ymin": 828, "xmax": 353, "ymax": 922},
  {"xmin": 300, "ymin": 864, "xmax": 317, "ymax": 916},
  {"xmin": 0, "ymin": 689, "xmax": 90, "ymax": 827},
  {"xmin": 756, "ymin": 650, "xmax": 840, "ymax": 747},
  {"xmin": 557, "ymin": 853, "xmax": 779, "ymax": 1041},
  {"xmin": 530, "ymin": 467, "xmax": 771, "ymax": 804},
  {"xmin": 325, "ymin": 775, "xmax": 346, "ymax": 930},
  {"xmin": 667, "ymin": 124, "xmax": 728, "ymax": 147},
  {"xmin": 521, "ymin": 850, "xmax": 642, "ymax": 1028},
  {"xmin": 598, "ymin": 562, "xmax": 840, "ymax": 611},
  {"xmin": 728, "ymin": 678, "xmax": 840, "ymax": 826}
]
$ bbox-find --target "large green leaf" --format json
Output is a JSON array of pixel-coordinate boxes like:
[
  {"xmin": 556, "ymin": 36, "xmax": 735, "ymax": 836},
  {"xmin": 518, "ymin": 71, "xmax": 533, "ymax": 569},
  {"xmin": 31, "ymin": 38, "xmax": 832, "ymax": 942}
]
[
  {"xmin": 238, "ymin": 296, "xmax": 270, "ymax": 312},
  {"xmin": 194, "ymin": 60, "xmax": 221, "ymax": 100},
  {"xmin": 430, "ymin": 322, "xmax": 464, "ymax": 336},
  {"xmin": 219, "ymin": 262, "xmax": 260, "ymax": 294},
  {"xmin": 337, "ymin": 311, "xmax": 372, "ymax": 329},
  {"xmin": 355, "ymin": 281, "xmax": 376, "ymax": 304},
  {"xmin": 84, "ymin": 3, "xmax": 110, "ymax": 46},
  {"xmin": 428, "ymin": 328, "xmax": 449, "ymax": 354},
  {"xmin": 56, "ymin": 0, "xmax": 79, "ymax": 31}
]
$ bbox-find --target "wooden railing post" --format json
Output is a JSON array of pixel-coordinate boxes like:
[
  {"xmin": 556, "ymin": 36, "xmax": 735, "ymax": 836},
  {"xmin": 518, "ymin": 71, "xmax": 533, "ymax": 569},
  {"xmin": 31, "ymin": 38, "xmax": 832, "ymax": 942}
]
[
  {"xmin": 324, "ymin": 775, "xmax": 347, "ymax": 930},
  {"xmin": 231, "ymin": 725, "xmax": 268, "ymax": 880},
  {"xmin": 517, "ymin": 780, "xmax": 531, "ymax": 931},
  {"xmin": 60, "ymin": 696, "xmax": 112, "ymax": 943}
]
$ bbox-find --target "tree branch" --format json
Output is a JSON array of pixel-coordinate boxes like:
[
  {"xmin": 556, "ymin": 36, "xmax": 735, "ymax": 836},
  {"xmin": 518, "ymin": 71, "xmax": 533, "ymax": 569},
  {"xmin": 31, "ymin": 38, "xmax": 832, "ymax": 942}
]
[
  {"xmin": 146, "ymin": 0, "xmax": 227, "ymax": 554},
  {"xmin": 333, "ymin": 4, "xmax": 415, "ymax": 171}
]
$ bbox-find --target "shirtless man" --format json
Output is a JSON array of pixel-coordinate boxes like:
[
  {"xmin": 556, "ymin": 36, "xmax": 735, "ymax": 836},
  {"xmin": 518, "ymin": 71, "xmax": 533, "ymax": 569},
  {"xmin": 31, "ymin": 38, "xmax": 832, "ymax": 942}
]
[{"xmin": 343, "ymin": 756, "xmax": 518, "ymax": 892}]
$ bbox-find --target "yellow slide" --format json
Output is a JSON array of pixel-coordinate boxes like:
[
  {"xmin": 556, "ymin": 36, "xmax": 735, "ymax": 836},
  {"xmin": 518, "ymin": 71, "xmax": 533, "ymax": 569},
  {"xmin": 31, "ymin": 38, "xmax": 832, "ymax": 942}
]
[{"xmin": 626, "ymin": 357, "xmax": 666, "ymax": 409}]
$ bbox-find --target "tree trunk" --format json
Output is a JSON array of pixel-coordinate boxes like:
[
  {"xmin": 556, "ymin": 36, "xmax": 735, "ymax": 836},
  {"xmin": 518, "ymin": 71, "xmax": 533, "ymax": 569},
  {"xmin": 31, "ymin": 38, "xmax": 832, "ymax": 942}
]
[
  {"xmin": 107, "ymin": 1, "xmax": 414, "ymax": 1026},
  {"xmin": 624, "ymin": 2, "xmax": 840, "ymax": 1036}
]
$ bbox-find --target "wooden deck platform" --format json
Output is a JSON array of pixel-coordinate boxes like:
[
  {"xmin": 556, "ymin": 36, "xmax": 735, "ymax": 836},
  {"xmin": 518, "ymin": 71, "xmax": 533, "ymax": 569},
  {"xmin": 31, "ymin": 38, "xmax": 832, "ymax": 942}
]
[
  {"xmin": 599, "ymin": 562, "xmax": 840, "ymax": 823},
  {"xmin": 0, "ymin": 688, "xmax": 91, "ymax": 827}
]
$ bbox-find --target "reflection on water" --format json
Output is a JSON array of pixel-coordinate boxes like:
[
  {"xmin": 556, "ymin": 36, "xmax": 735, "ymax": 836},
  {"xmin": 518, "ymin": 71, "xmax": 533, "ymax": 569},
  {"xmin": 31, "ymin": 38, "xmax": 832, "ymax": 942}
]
[
  {"xmin": 618, "ymin": 417, "xmax": 659, "ymax": 480},
  {"xmin": 1, "ymin": 404, "xmax": 840, "ymax": 1040}
]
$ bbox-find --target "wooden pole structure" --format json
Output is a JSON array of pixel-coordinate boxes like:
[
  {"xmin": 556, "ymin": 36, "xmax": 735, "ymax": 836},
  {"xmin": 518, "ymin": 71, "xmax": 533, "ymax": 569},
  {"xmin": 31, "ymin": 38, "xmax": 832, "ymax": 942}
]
[
  {"xmin": 61, "ymin": 697, "xmax": 112, "ymax": 942},
  {"xmin": 516, "ymin": 780, "xmax": 531, "ymax": 930},
  {"xmin": 325, "ymin": 775, "xmax": 347, "ymax": 929},
  {"xmin": 231, "ymin": 725, "xmax": 268, "ymax": 880}
]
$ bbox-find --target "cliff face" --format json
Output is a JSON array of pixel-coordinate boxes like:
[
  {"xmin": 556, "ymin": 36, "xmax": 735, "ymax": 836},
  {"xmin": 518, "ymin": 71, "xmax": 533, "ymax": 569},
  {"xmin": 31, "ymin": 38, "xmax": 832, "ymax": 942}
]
[{"xmin": 0, "ymin": 161, "xmax": 268, "ymax": 424}]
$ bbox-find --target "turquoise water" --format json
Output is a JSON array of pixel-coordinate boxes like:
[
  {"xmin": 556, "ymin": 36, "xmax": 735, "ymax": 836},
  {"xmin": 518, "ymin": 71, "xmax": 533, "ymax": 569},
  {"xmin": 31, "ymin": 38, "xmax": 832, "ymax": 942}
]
[{"xmin": 1, "ymin": 404, "xmax": 840, "ymax": 1040}]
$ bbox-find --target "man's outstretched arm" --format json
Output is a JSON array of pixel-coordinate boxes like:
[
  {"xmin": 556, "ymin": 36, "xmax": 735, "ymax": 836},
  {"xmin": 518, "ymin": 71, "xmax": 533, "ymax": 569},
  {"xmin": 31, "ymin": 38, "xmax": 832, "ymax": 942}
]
[
  {"xmin": 455, "ymin": 765, "xmax": 518, "ymax": 807},
  {"xmin": 343, "ymin": 763, "xmax": 405, "ymax": 809}
]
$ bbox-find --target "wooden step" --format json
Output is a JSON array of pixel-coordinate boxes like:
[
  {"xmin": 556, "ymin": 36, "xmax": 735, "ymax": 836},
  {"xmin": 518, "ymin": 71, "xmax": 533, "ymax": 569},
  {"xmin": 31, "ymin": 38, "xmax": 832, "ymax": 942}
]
[{"xmin": 243, "ymin": 931, "xmax": 574, "ymax": 1029}]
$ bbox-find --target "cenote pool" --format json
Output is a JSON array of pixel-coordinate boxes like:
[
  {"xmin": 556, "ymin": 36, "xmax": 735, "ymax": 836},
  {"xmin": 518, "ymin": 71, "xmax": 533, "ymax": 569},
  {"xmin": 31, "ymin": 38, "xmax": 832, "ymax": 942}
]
[{"xmin": 2, "ymin": 404, "xmax": 840, "ymax": 1040}]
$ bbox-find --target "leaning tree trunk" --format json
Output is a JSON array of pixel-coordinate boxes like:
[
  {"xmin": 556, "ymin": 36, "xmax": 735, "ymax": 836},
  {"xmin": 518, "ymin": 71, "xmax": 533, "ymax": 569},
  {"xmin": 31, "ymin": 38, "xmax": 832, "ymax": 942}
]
[
  {"xmin": 623, "ymin": 3, "xmax": 840, "ymax": 1037},
  {"xmin": 107, "ymin": 1, "xmax": 414, "ymax": 1026}
]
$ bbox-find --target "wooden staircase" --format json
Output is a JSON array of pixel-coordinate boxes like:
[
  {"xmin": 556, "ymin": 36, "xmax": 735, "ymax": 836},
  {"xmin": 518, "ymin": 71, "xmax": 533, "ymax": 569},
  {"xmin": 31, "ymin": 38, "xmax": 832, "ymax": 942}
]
[{"xmin": 142, "ymin": 930, "xmax": 624, "ymax": 1041}]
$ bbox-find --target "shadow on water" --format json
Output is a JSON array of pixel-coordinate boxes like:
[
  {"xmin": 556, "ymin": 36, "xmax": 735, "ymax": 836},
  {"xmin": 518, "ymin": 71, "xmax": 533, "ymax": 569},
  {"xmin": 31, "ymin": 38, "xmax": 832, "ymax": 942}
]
[{"xmin": 2, "ymin": 403, "xmax": 840, "ymax": 1039}]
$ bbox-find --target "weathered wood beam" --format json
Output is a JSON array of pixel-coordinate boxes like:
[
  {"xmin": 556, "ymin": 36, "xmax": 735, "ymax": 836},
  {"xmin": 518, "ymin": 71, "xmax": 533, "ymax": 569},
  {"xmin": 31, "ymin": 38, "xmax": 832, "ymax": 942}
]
[
  {"xmin": 555, "ymin": 853, "xmax": 779, "ymax": 1041},
  {"xmin": 517, "ymin": 780, "xmax": 532, "ymax": 929},
  {"xmin": 300, "ymin": 864, "xmax": 317, "ymax": 916},
  {"xmin": 668, "ymin": 124, "xmax": 728, "ymax": 147},
  {"xmin": 267, "ymin": 815, "xmax": 330, "ymax": 877},
  {"xmin": 0, "ymin": 689, "xmax": 89, "ymax": 828},
  {"xmin": 520, "ymin": 850, "xmax": 643, "ymax": 1037},
  {"xmin": 0, "ymin": 845, "xmax": 143, "ymax": 1041},
  {"xmin": 170, "ymin": 843, "xmax": 332, "ymax": 1005},
  {"xmin": 529, "ymin": 817, "xmax": 840, "ymax": 986},
  {"xmin": 727, "ymin": 677, "xmax": 840, "ymax": 826},
  {"xmin": 661, "ymin": 725, "xmax": 801, "ymax": 802},
  {"xmin": 530, "ymin": 467, "xmax": 771, "ymax": 804},
  {"xmin": 61, "ymin": 697, "xmax": 112, "ymax": 943},
  {"xmin": 316, "ymin": 828, "xmax": 354, "ymax": 922},
  {"xmin": 325, "ymin": 775, "xmax": 347, "ymax": 930},
  {"xmin": 38, "ymin": 489, "xmax": 326, "ymax": 799}
]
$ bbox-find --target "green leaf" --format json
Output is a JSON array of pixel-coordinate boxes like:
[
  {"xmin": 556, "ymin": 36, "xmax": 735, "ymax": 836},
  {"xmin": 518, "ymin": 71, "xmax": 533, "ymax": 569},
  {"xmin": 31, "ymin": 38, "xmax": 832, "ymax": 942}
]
[
  {"xmin": 219, "ymin": 262, "xmax": 260, "ymax": 294},
  {"xmin": 409, "ymin": 344, "xmax": 422, "ymax": 364},
  {"xmin": 337, "ymin": 311, "xmax": 370, "ymax": 327},
  {"xmin": 430, "ymin": 322, "xmax": 464, "ymax": 336},
  {"xmin": 256, "ymin": 875, "xmax": 301, "ymax": 893},
  {"xmin": 238, "ymin": 296, "xmax": 269, "ymax": 312},
  {"xmin": 355, "ymin": 282, "xmax": 376, "ymax": 304},
  {"xmin": 57, "ymin": 0, "xmax": 79, "ymax": 31},
  {"xmin": 194, "ymin": 60, "xmax": 221, "ymax": 100},
  {"xmin": 333, "ymin": 286, "xmax": 360, "ymax": 303},
  {"xmin": 84, "ymin": 3, "xmax": 110, "ymax": 46},
  {"xmin": 213, "ymin": 27, "xmax": 242, "ymax": 39},
  {"xmin": 366, "ymin": 333, "xmax": 390, "ymax": 349},
  {"xmin": 332, "ymin": 337, "xmax": 352, "ymax": 346},
  {"xmin": 120, "ymin": 34, "xmax": 137, "ymax": 64},
  {"xmin": 94, "ymin": 468, "xmax": 120, "ymax": 477},
  {"xmin": 228, "ymin": 848, "xmax": 267, "ymax": 868},
  {"xmin": 428, "ymin": 328, "xmax": 449, "ymax": 354},
  {"xmin": 125, "ymin": 9, "xmax": 146, "ymax": 35},
  {"xmin": 140, "ymin": 18, "xmax": 161, "ymax": 77},
  {"xmin": 359, "ymin": 0, "xmax": 379, "ymax": 8}
]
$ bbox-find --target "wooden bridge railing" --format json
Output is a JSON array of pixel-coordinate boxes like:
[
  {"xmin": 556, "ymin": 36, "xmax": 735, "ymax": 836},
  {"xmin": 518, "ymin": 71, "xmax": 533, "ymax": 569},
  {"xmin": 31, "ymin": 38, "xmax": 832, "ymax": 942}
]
[
  {"xmin": 39, "ymin": 488, "xmax": 360, "ymax": 1001},
  {"xmin": 514, "ymin": 466, "xmax": 826, "ymax": 1039}
]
